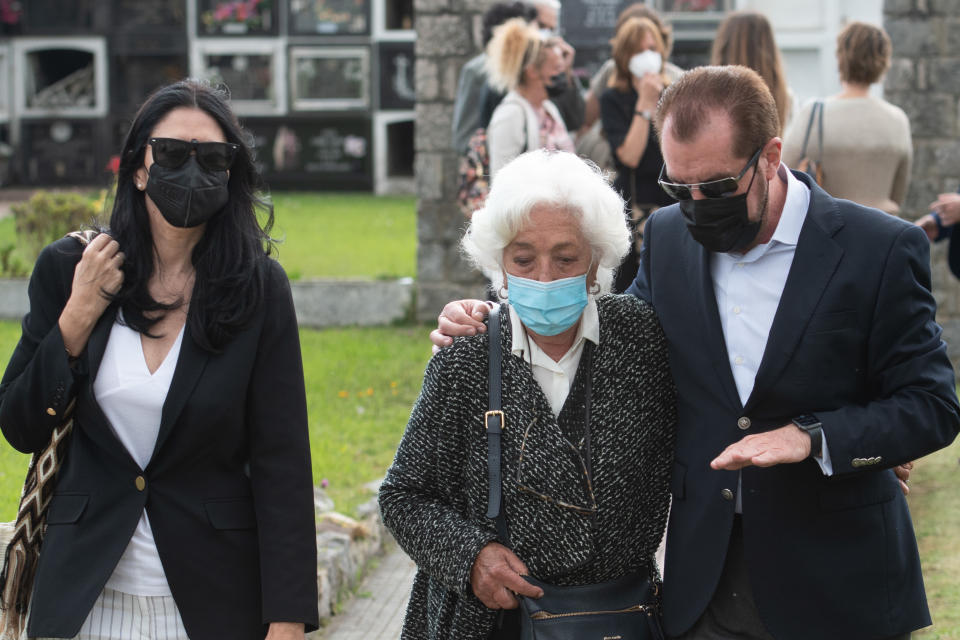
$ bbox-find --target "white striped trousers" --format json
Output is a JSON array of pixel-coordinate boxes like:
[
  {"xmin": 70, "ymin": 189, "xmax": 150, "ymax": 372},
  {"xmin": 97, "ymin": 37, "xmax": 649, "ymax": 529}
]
[{"xmin": 33, "ymin": 587, "xmax": 189, "ymax": 640}]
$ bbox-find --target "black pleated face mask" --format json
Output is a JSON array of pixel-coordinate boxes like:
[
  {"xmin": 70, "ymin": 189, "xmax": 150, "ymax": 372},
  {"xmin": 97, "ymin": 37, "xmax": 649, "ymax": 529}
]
[
  {"xmin": 145, "ymin": 156, "xmax": 229, "ymax": 228},
  {"xmin": 678, "ymin": 162, "xmax": 763, "ymax": 253},
  {"xmin": 679, "ymin": 191, "xmax": 763, "ymax": 253}
]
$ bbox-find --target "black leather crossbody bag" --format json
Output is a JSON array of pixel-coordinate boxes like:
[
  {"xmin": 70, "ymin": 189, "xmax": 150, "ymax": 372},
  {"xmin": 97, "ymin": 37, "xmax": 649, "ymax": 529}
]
[{"xmin": 485, "ymin": 304, "xmax": 664, "ymax": 640}]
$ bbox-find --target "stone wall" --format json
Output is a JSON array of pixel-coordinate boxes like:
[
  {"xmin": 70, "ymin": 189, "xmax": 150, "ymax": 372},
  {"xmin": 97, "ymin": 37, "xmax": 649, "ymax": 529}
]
[
  {"xmin": 884, "ymin": 0, "xmax": 960, "ymax": 366},
  {"xmin": 414, "ymin": 0, "xmax": 495, "ymax": 320}
]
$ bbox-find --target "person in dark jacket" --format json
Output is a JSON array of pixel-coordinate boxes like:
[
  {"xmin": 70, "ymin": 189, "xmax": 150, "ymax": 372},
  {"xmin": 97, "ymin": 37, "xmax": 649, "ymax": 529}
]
[{"xmin": 0, "ymin": 80, "xmax": 318, "ymax": 640}]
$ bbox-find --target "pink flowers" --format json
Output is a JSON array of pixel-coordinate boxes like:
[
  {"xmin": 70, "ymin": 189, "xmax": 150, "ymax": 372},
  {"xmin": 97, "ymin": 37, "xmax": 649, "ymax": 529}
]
[
  {"xmin": 673, "ymin": 0, "xmax": 718, "ymax": 11},
  {"xmin": 104, "ymin": 155, "xmax": 120, "ymax": 175},
  {"xmin": 208, "ymin": 0, "xmax": 263, "ymax": 25},
  {"xmin": 0, "ymin": 0, "xmax": 22, "ymax": 26}
]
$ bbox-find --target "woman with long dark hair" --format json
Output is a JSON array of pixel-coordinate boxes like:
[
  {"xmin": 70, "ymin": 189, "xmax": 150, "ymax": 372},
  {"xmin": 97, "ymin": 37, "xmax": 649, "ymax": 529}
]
[
  {"xmin": 711, "ymin": 11, "xmax": 795, "ymax": 134},
  {"xmin": 0, "ymin": 80, "xmax": 317, "ymax": 640}
]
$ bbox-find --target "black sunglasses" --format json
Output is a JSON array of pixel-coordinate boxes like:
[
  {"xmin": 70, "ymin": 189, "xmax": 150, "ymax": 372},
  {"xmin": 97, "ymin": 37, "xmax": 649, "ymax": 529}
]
[
  {"xmin": 148, "ymin": 138, "xmax": 240, "ymax": 172},
  {"xmin": 658, "ymin": 147, "xmax": 763, "ymax": 200}
]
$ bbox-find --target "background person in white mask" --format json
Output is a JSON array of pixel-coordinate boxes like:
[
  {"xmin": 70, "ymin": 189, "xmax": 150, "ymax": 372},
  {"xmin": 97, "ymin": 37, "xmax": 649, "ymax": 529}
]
[{"xmin": 599, "ymin": 16, "xmax": 676, "ymax": 292}]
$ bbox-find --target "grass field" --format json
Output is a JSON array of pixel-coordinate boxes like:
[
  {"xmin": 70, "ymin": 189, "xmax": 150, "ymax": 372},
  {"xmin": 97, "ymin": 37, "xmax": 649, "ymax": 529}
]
[{"xmin": 0, "ymin": 191, "xmax": 418, "ymax": 280}]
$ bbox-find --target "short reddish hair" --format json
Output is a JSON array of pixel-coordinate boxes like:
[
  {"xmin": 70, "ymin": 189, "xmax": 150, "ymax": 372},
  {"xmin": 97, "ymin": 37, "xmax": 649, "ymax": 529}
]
[
  {"xmin": 654, "ymin": 65, "xmax": 779, "ymax": 161},
  {"xmin": 836, "ymin": 21, "xmax": 891, "ymax": 85}
]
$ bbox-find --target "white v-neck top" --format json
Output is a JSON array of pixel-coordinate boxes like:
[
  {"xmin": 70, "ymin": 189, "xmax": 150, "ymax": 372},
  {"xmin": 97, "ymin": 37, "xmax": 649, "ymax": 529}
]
[{"xmin": 93, "ymin": 315, "xmax": 185, "ymax": 596}]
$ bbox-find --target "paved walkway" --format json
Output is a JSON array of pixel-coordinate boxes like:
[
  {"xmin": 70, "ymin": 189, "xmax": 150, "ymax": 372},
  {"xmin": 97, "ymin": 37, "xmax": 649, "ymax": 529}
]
[{"xmin": 321, "ymin": 546, "xmax": 416, "ymax": 639}]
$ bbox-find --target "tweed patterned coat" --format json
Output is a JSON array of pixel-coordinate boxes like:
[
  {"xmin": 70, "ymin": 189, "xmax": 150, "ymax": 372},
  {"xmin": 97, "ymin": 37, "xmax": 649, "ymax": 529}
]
[{"xmin": 379, "ymin": 294, "xmax": 676, "ymax": 639}]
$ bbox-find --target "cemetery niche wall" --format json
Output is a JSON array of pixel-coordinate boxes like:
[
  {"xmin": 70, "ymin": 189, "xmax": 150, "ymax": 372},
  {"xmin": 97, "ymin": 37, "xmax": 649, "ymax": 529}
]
[{"xmin": 0, "ymin": 0, "xmax": 414, "ymax": 193}]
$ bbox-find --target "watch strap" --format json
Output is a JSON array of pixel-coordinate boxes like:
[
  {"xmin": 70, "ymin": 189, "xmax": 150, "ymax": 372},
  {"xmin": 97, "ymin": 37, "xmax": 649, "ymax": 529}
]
[{"xmin": 793, "ymin": 414, "xmax": 823, "ymax": 459}]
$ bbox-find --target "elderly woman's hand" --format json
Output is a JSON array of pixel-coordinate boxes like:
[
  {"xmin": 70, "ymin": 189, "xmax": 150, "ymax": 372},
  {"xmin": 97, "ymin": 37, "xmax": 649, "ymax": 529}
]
[
  {"xmin": 429, "ymin": 299, "xmax": 491, "ymax": 353},
  {"xmin": 470, "ymin": 542, "xmax": 543, "ymax": 609},
  {"xmin": 59, "ymin": 233, "xmax": 125, "ymax": 357}
]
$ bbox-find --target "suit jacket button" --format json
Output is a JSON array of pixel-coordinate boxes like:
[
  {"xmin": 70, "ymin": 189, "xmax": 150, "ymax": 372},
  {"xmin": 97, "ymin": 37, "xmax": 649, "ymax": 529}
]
[
  {"xmin": 46, "ymin": 407, "xmax": 56, "ymax": 416},
  {"xmin": 135, "ymin": 476, "xmax": 146, "ymax": 491},
  {"xmin": 721, "ymin": 488, "xmax": 734, "ymax": 501},
  {"xmin": 737, "ymin": 417, "xmax": 751, "ymax": 430}
]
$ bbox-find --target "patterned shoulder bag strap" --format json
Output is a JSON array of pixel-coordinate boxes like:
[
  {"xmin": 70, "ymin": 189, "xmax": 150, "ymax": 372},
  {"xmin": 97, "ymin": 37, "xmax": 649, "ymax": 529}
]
[{"xmin": 0, "ymin": 230, "xmax": 93, "ymax": 638}]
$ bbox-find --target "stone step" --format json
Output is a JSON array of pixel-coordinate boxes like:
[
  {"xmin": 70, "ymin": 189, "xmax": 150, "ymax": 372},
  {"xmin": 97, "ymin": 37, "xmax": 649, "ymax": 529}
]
[{"xmin": 0, "ymin": 277, "xmax": 415, "ymax": 328}]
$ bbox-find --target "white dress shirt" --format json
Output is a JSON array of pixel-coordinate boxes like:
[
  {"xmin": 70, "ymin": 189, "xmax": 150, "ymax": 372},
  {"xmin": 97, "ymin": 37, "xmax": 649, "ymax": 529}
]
[
  {"xmin": 710, "ymin": 165, "xmax": 832, "ymax": 511},
  {"xmin": 93, "ymin": 315, "xmax": 185, "ymax": 596},
  {"xmin": 508, "ymin": 296, "xmax": 600, "ymax": 416}
]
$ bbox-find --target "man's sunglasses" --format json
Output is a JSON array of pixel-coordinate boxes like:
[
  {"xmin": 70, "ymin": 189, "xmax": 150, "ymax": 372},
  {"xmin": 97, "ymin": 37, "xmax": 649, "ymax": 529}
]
[
  {"xmin": 148, "ymin": 138, "xmax": 240, "ymax": 172},
  {"xmin": 658, "ymin": 147, "xmax": 763, "ymax": 200}
]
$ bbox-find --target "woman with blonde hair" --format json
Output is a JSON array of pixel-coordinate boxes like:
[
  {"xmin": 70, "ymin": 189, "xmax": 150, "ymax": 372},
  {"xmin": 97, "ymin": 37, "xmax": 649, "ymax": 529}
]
[
  {"xmin": 485, "ymin": 18, "xmax": 573, "ymax": 178},
  {"xmin": 599, "ymin": 16, "xmax": 675, "ymax": 292},
  {"xmin": 711, "ymin": 10, "xmax": 795, "ymax": 132},
  {"xmin": 783, "ymin": 21, "xmax": 912, "ymax": 216}
]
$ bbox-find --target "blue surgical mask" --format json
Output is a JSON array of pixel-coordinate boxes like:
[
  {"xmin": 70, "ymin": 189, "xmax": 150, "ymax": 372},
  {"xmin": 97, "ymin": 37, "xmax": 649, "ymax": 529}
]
[{"xmin": 506, "ymin": 273, "xmax": 589, "ymax": 336}]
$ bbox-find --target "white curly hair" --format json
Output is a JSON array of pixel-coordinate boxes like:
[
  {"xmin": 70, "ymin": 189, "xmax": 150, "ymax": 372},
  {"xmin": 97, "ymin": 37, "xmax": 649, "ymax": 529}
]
[{"xmin": 461, "ymin": 149, "xmax": 631, "ymax": 295}]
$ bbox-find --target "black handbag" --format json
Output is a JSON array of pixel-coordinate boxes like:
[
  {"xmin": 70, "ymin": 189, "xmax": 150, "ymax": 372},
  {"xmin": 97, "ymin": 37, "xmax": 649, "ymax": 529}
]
[{"xmin": 485, "ymin": 304, "xmax": 664, "ymax": 640}]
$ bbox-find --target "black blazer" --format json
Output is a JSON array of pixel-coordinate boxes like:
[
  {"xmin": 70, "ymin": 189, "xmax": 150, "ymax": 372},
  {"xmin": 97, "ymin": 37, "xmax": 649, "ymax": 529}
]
[
  {"xmin": 629, "ymin": 171, "xmax": 960, "ymax": 640},
  {"xmin": 0, "ymin": 237, "xmax": 319, "ymax": 639}
]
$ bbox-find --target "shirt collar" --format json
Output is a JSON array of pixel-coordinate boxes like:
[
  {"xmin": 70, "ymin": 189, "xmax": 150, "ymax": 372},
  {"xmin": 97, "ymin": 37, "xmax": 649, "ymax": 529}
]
[
  {"xmin": 769, "ymin": 162, "xmax": 810, "ymax": 248},
  {"xmin": 509, "ymin": 295, "xmax": 600, "ymax": 360}
]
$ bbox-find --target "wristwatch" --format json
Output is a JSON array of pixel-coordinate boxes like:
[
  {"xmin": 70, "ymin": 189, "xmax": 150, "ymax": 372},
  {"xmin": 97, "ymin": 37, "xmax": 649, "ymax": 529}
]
[
  {"xmin": 792, "ymin": 414, "xmax": 823, "ymax": 459},
  {"xmin": 635, "ymin": 109, "xmax": 652, "ymax": 121}
]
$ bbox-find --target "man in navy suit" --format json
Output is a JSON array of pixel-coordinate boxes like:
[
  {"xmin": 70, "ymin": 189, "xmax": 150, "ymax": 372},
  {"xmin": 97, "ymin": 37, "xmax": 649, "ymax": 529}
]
[
  {"xmin": 432, "ymin": 65, "xmax": 959, "ymax": 640},
  {"xmin": 631, "ymin": 65, "xmax": 959, "ymax": 640}
]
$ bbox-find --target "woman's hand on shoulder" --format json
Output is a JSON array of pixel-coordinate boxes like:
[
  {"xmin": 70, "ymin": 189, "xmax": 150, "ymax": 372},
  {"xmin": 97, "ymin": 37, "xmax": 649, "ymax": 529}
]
[
  {"xmin": 264, "ymin": 622, "xmax": 304, "ymax": 640},
  {"xmin": 470, "ymin": 542, "xmax": 543, "ymax": 609},
  {"xmin": 59, "ymin": 234, "xmax": 124, "ymax": 354}
]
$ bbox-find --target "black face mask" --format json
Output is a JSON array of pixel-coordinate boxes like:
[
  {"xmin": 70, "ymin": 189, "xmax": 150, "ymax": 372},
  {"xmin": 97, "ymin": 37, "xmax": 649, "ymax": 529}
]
[
  {"xmin": 145, "ymin": 156, "xmax": 229, "ymax": 228},
  {"xmin": 545, "ymin": 73, "xmax": 567, "ymax": 97},
  {"xmin": 679, "ymin": 167, "xmax": 763, "ymax": 253}
]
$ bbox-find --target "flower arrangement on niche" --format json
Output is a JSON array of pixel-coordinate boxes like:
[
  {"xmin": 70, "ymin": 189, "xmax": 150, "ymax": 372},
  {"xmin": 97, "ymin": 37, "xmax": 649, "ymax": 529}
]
[{"xmin": 201, "ymin": 0, "xmax": 272, "ymax": 34}]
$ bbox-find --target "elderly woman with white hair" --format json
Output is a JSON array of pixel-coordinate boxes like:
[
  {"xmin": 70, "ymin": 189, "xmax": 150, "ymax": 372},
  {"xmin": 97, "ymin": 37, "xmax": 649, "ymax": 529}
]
[{"xmin": 379, "ymin": 150, "xmax": 676, "ymax": 640}]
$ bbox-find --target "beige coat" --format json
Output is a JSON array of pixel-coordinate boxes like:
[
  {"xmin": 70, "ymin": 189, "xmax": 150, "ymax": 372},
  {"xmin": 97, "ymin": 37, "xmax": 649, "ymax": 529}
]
[
  {"xmin": 783, "ymin": 95, "xmax": 912, "ymax": 216},
  {"xmin": 487, "ymin": 91, "xmax": 568, "ymax": 178}
]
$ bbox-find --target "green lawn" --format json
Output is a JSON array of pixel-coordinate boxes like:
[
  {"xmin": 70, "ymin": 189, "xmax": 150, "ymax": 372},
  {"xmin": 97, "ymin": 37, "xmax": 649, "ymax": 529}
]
[
  {"xmin": 0, "ymin": 192, "xmax": 417, "ymax": 280},
  {"xmin": 913, "ymin": 437, "xmax": 960, "ymax": 639},
  {"xmin": 265, "ymin": 193, "xmax": 416, "ymax": 280},
  {"xmin": 0, "ymin": 321, "xmax": 432, "ymax": 522}
]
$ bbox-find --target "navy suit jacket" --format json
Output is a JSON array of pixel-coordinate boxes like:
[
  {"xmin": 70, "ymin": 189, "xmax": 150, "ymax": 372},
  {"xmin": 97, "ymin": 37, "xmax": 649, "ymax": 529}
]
[
  {"xmin": 629, "ymin": 170, "xmax": 960, "ymax": 640},
  {"xmin": 0, "ymin": 237, "xmax": 319, "ymax": 639}
]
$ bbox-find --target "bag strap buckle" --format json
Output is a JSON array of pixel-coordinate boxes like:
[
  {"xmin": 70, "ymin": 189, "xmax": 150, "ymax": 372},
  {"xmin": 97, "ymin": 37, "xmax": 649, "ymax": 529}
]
[{"xmin": 485, "ymin": 410, "xmax": 505, "ymax": 432}]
